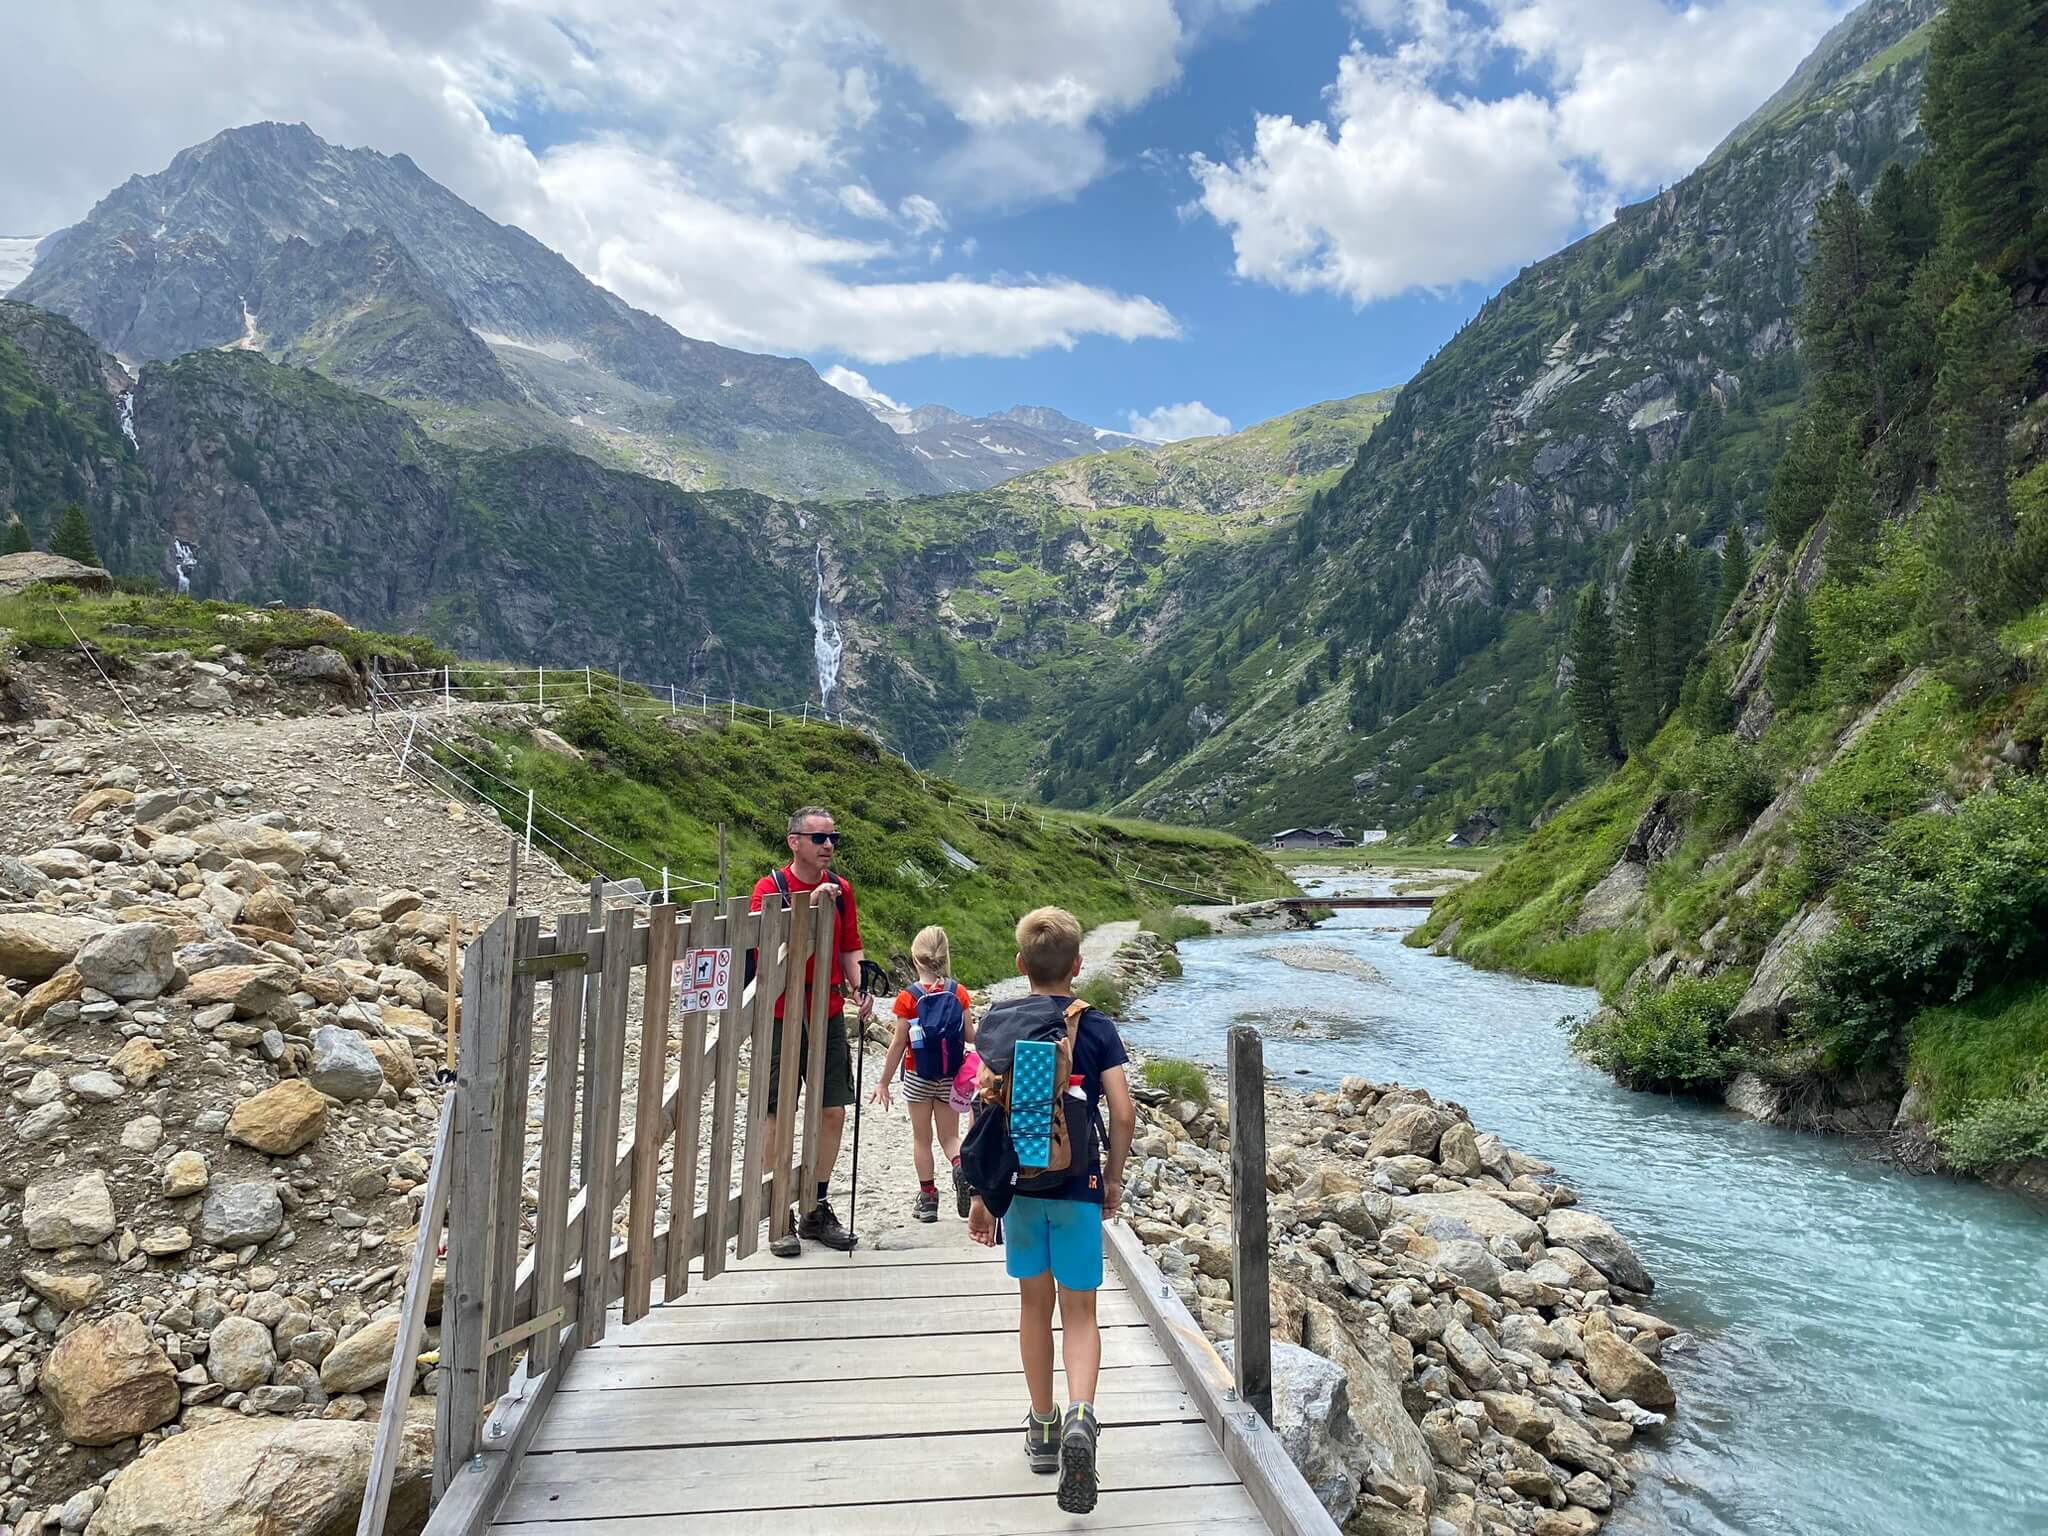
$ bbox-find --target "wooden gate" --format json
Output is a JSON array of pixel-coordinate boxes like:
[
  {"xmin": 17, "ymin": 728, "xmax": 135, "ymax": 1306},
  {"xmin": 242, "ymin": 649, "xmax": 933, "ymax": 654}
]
[{"xmin": 360, "ymin": 887, "xmax": 844, "ymax": 1534}]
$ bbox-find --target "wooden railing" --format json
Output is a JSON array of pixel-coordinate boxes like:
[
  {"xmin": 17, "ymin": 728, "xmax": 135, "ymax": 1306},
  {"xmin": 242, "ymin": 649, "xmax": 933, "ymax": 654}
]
[{"xmin": 360, "ymin": 888, "xmax": 841, "ymax": 1534}]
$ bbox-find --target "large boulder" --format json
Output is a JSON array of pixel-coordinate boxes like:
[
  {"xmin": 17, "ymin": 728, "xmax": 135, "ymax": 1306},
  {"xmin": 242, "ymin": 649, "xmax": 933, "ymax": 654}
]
[
  {"xmin": 199, "ymin": 1182, "xmax": 285, "ymax": 1247},
  {"xmin": 86, "ymin": 1402, "xmax": 436, "ymax": 1536},
  {"xmin": 25, "ymin": 1168, "xmax": 117, "ymax": 1248},
  {"xmin": 319, "ymin": 1315, "xmax": 400, "ymax": 1394},
  {"xmin": 306, "ymin": 1026, "xmax": 385, "ymax": 1102},
  {"xmin": 1543, "ymin": 1208, "xmax": 1654, "ymax": 1293},
  {"xmin": 73, "ymin": 923, "xmax": 178, "ymax": 1001},
  {"xmin": 1584, "ymin": 1329, "xmax": 1677, "ymax": 1410},
  {"xmin": 0, "ymin": 551, "xmax": 112, "ymax": 596},
  {"xmin": 1365, "ymin": 1105, "xmax": 1449, "ymax": 1160},
  {"xmin": 1726, "ymin": 897, "xmax": 1840, "ymax": 1044},
  {"xmin": 1570, "ymin": 859, "xmax": 1648, "ymax": 935},
  {"xmin": 1395, "ymin": 1191, "xmax": 1543, "ymax": 1250},
  {"xmin": 265, "ymin": 646, "xmax": 364, "ymax": 704},
  {"xmin": 181, "ymin": 963, "xmax": 297, "ymax": 1016},
  {"xmin": 208, "ymin": 1315, "xmax": 278, "ymax": 1391},
  {"xmin": 228, "ymin": 1080, "xmax": 328, "ymax": 1154},
  {"xmin": 41, "ymin": 1312, "xmax": 180, "ymax": 1446},
  {"xmin": 1221, "ymin": 1340, "xmax": 1362, "ymax": 1524},
  {"xmin": 187, "ymin": 820, "xmax": 307, "ymax": 873},
  {"xmin": 1436, "ymin": 1120, "xmax": 1483, "ymax": 1177},
  {"xmin": 0, "ymin": 913, "xmax": 111, "ymax": 982},
  {"xmin": 1291, "ymin": 1287, "xmax": 1436, "ymax": 1495}
]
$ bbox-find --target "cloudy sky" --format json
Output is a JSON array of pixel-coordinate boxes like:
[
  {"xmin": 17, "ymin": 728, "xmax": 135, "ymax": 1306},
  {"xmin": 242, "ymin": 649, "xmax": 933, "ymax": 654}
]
[{"xmin": 0, "ymin": 0, "xmax": 1850, "ymax": 439}]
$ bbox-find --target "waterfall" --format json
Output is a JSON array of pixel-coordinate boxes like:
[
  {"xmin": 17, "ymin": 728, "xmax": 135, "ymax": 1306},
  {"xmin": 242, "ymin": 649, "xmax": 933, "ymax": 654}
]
[
  {"xmin": 119, "ymin": 392, "xmax": 137, "ymax": 449},
  {"xmin": 812, "ymin": 544, "xmax": 844, "ymax": 712},
  {"xmin": 172, "ymin": 540, "xmax": 198, "ymax": 595}
]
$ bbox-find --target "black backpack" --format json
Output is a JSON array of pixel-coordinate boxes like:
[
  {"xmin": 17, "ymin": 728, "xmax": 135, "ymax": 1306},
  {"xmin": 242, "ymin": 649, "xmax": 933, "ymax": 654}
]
[{"xmin": 959, "ymin": 995, "xmax": 1103, "ymax": 1218}]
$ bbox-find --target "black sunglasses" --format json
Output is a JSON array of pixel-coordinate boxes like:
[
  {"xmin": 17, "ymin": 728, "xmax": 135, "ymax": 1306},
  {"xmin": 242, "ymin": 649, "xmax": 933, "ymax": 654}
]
[{"xmin": 800, "ymin": 831, "xmax": 842, "ymax": 846}]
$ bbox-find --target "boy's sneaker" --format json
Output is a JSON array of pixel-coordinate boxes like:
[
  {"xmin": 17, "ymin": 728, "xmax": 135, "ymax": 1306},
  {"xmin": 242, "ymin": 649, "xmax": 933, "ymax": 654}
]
[
  {"xmin": 951, "ymin": 1162, "xmax": 971, "ymax": 1218},
  {"xmin": 1023, "ymin": 1409, "xmax": 1061, "ymax": 1474},
  {"xmin": 1058, "ymin": 1402, "xmax": 1099, "ymax": 1514},
  {"xmin": 913, "ymin": 1189, "xmax": 939, "ymax": 1223},
  {"xmin": 799, "ymin": 1199, "xmax": 858, "ymax": 1251}
]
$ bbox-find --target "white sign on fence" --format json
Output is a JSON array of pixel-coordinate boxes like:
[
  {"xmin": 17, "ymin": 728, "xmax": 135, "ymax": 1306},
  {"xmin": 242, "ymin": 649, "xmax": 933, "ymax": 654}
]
[{"xmin": 672, "ymin": 948, "xmax": 732, "ymax": 1012}]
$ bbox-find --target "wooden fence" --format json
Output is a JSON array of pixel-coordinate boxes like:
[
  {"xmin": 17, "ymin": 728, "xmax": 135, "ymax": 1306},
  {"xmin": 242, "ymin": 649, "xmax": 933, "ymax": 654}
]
[{"xmin": 358, "ymin": 887, "xmax": 842, "ymax": 1534}]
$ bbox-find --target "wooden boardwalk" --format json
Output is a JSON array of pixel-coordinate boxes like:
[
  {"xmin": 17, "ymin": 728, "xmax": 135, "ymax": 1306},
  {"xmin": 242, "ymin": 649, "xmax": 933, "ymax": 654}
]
[
  {"xmin": 490, "ymin": 1235, "xmax": 1278, "ymax": 1535},
  {"xmin": 386, "ymin": 896, "xmax": 1336, "ymax": 1536}
]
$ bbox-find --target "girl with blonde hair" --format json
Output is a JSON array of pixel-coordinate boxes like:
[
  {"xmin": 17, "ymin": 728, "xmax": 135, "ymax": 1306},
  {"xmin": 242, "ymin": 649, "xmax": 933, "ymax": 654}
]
[{"xmin": 873, "ymin": 924, "xmax": 976, "ymax": 1221}]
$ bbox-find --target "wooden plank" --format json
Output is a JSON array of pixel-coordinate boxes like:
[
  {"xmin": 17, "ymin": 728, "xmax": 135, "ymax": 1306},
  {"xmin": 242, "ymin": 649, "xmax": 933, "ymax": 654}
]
[
  {"xmin": 576, "ymin": 883, "xmax": 603, "ymax": 1193},
  {"xmin": 420, "ymin": 1320, "xmax": 581, "ymax": 1536},
  {"xmin": 561, "ymin": 1324, "xmax": 1166, "ymax": 1391},
  {"xmin": 700, "ymin": 898, "xmax": 750, "ymax": 1279},
  {"xmin": 528, "ymin": 1363, "xmax": 1196, "ymax": 1452},
  {"xmin": 1105, "ymin": 1222, "xmax": 1340, "ymax": 1536},
  {"xmin": 576, "ymin": 905, "xmax": 633, "ymax": 1348},
  {"xmin": 663, "ymin": 896, "xmax": 716, "ymax": 1294},
  {"xmin": 356, "ymin": 1099, "xmax": 453, "ymax": 1536},
  {"xmin": 736, "ymin": 898, "xmax": 784, "ymax": 1259},
  {"xmin": 768, "ymin": 890, "xmax": 813, "ymax": 1241},
  {"xmin": 1227, "ymin": 1025, "xmax": 1273, "ymax": 1427},
  {"xmin": 492, "ymin": 1486, "xmax": 1268, "ymax": 1536},
  {"xmin": 615, "ymin": 1259, "xmax": 1124, "ymax": 1307},
  {"xmin": 798, "ymin": 889, "xmax": 835, "ymax": 1205},
  {"xmin": 440, "ymin": 912, "xmax": 514, "ymax": 1483},
  {"xmin": 498, "ymin": 1421, "xmax": 1236, "ymax": 1523},
  {"xmin": 589, "ymin": 1290, "xmax": 1147, "ymax": 1347},
  {"xmin": 623, "ymin": 903, "xmax": 680, "ymax": 1324},
  {"xmin": 676, "ymin": 1242, "xmax": 1008, "ymax": 1275},
  {"xmin": 485, "ymin": 914, "xmax": 540, "ymax": 1397},
  {"xmin": 527, "ymin": 911, "xmax": 586, "ymax": 1376}
]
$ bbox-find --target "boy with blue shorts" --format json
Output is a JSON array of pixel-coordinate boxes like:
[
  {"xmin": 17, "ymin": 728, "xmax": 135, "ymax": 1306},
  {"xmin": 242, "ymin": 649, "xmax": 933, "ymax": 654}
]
[{"xmin": 968, "ymin": 907, "xmax": 1136, "ymax": 1515}]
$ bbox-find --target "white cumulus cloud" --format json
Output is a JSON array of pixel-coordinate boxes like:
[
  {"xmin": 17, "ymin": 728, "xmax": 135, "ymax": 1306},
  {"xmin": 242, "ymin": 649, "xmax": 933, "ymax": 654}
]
[
  {"xmin": 822, "ymin": 365, "xmax": 910, "ymax": 413},
  {"xmin": 838, "ymin": 183, "xmax": 891, "ymax": 220},
  {"xmin": 1193, "ymin": 0, "xmax": 1846, "ymax": 305},
  {"xmin": 1128, "ymin": 400, "xmax": 1232, "ymax": 441}
]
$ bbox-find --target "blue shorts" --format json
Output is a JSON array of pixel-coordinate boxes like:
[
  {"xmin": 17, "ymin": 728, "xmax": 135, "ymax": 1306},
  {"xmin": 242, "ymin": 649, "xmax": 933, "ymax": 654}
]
[{"xmin": 1004, "ymin": 1196, "xmax": 1104, "ymax": 1291}]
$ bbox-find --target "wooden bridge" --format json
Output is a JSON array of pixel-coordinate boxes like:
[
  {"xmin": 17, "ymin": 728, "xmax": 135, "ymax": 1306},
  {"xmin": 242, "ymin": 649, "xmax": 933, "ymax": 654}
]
[
  {"xmin": 358, "ymin": 889, "xmax": 1337, "ymax": 1536},
  {"xmin": 1271, "ymin": 894, "xmax": 1438, "ymax": 910}
]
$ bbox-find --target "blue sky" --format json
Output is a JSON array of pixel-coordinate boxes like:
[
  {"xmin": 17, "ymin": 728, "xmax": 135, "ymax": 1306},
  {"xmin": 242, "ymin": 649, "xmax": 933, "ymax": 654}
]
[{"xmin": 1, "ymin": 0, "xmax": 1852, "ymax": 438}]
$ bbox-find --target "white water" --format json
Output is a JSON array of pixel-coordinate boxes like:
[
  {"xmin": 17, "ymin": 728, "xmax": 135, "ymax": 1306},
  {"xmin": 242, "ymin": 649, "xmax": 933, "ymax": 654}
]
[
  {"xmin": 118, "ymin": 392, "xmax": 137, "ymax": 448},
  {"xmin": 1127, "ymin": 877, "xmax": 2048, "ymax": 1535},
  {"xmin": 811, "ymin": 544, "xmax": 844, "ymax": 709},
  {"xmin": 172, "ymin": 540, "xmax": 198, "ymax": 595}
]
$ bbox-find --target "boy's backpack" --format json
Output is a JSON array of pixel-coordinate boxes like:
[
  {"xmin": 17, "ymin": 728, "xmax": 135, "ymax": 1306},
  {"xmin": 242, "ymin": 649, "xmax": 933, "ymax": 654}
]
[
  {"xmin": 907, "ymin": 980, "xmax": 967, "ymax": 1080},
  {"xmin": 958, "ymin": 996, "xmax": 1100, "ymax": 1218}
]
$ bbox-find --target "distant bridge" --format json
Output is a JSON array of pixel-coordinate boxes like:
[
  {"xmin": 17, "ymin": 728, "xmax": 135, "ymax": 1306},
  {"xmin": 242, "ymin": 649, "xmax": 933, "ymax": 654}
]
[{"xmin": 1273, "ymin": 894, "xmax": 1438, "ymax": 910}]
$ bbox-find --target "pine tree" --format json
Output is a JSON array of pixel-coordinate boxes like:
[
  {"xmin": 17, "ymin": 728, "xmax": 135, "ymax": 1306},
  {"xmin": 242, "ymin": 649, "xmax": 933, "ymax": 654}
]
[
  {"xmin": 1923, "ymin": 0, "xmax": 2048, "ymax": 281},
  {"xmin": 1766, "ymin": 409, "xmax": 1846, "ymax": 549},
  {"xmin": 1767, "ymin": 582, "xmax": 1816, "ymax": 705},
  {"xmin": 1718, "ymin": 523, "xmax": 1751, "ymax": 615},
  {"xmin": 1, "ymin": 518, "xmax": 29, "ymax": 556},
  {"xmin": 1802, "ymin": 181, "xmax": 1891, "ymax": 428},
  {"xmin": 48, "ymin": 504, "xmax": 100, "ymax": 567},
  {"xmin": 1926, "ymin": 266, "xmax": 2027, "ymax": 624},
  {"xmin": 1824, "ymin": 432, "xmax": 1883, "ymax": 582},
  {"xmin": 1568, "ymin": 585, "xmax": 1623, "ymax": 763}
]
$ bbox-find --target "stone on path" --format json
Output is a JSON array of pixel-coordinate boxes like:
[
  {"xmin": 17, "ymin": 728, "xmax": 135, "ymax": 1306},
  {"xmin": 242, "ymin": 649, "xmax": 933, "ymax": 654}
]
[
  {"xmin": 307, "ymin": 1025, "xmax": 385, "ymax": 1102},
  {"xmin": 182, "ymin": 963, "xmax": 297, "ymax": 1017},
  {"xmin": 72, "ymin": 922, "xmax": 178, "ymax": 1000},
  {"xmin": 199, "ymin": 1181, "xmax": 285, "ymax": 1247},
  {"xmin": 227, "ymin": 1079, "xmax": 328, "ymax": 1154},
  {"xmin": 163, "ymin": 1149, "xmax": 211, "ymax": 1197},
  {"xmin": 40, "ymin": 1311, "xmax": 180, "ymax": 1446},
  {"xmin": 25, "ymin": 1168, "xmax": 117, "ymax": 1248}
]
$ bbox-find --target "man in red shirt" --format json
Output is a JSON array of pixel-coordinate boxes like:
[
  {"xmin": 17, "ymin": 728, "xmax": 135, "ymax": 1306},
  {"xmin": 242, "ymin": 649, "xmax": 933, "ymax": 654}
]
[{"xmin": 751, "ymin": 805, "xmax": 875, "ymax": 1256}]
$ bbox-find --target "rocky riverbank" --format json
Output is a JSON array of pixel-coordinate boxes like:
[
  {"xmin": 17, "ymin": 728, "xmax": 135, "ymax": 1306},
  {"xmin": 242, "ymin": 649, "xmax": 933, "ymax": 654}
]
[{"xmin": 1124, "ymin": 1066, "xmax": 1678, "ymax": 1536}]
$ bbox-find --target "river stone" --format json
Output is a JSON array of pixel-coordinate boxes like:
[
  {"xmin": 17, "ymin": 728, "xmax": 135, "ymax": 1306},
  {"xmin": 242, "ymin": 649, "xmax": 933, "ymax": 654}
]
[
  {"xmin": 1544, "ymin": 1209, "xmax": 1654, "ymax": 1293},
  {"xmin": 227, "ymin": 1079, "xmax": 328, "ymax": 1154},
  {"xmin": 0, "ymin": 914, "xmax": 110, "ymax": 981},
  {"xmin": 1502, "ymin": 1314, "xmax": 1569, "ymax": 1359},
  {"xmin": 88, "ymin": 1404, "xmax": 436, "ymax": 1536},
  {"xmin": 1291, "ymin": 1287, "xmax": 1437, "ymax": 1495},
  {"xmin": 1396, "ymin": 1191, "xmax": 1542, "ymax": 1249},
  {"xmin": 163, "ymin": 1149, "xmax": 212, "ymax": 1197},
  {"xmin": 1436, "ymin": 1120, "xmax": 1483, "ymax": 1177},
  {"xmin": 25, "ymin": 847, "xmax": 91, "ymax": 881},
  {"xmin": 242, "ymin": 889, "xmax": 297, "ymax": 931},
  {"xmin": 25, "ymin": 1168, "xmax": 117, "ymax": 1248},
  {"xmin": 1441, "ymin": 1320, "xmax": 1505, "ymax": 1391},
  {"xmin": 1583, "ymin": 1330, "xmax": 1676, "ymax": 1410},
  {"xmin": 367, "ymin": 1039, "xmax": 417, "ymax": 1092},
  {"xmin": 70, "ymin": 785, "xmax": 136, "ymax": 823},
  {"xmin": 1366, "ymin": 1105, "xmax": 1449, "ymax": 1160},
  {"xmin": 177, "ymin": 939, "xmax": 273, "ymax": 975},
  {"xmin": 41, "ymin": 1311, "xmax": 180, "ymax": 1446},
  {"xmin": 1477, "ymin": 1390, "xmax": 1553, "ymax": 1443},
  {"xmin": 307, "ymin": 1025, "xmax": 385, "ymax": 1102},
  {"xmin": 200, "ymin": 1181, "xmax": 284, "ymax": 1246},
  {"xmin": 72, "ymin": 921, "xmax": 178, "ymax": 1000},
  {"xmin": 187, "ymin": 820, "xmax": 307, "ymax": 872},
  {"xmin": 320, "ymin": 1315, "xmax": 401, "ymax": 1393},
  {"xmin": 1432, "ymin": 1238, "xmax": 1505, "ymax": 1295},
  {"xmin": 183, "ymin": 963, "xmax": 297, "ymax": 1017},
  {"xmin": 1221, "ymin": 1340, "xmax": 1361, "ymax": 1524},
  {"xmin": 0, "ymin": 853, "xmax": 55, "ymax": 897},
  {"xmin": 208, "ymin": 1315, "xmax": 277, "ymax": 1391}
]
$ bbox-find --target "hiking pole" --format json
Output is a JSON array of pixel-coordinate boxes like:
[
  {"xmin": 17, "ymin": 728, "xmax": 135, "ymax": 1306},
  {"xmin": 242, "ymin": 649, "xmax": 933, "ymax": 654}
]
[{"xmin": 851, "ymin": 961, "xmax": 890, "ymax": 1259}]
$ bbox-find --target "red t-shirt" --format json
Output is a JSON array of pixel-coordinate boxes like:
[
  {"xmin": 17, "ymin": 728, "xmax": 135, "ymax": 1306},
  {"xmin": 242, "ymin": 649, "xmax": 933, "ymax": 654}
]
[{"xmin": 749, "ymin": 865, "xmax": 863, "ymax": 1018}]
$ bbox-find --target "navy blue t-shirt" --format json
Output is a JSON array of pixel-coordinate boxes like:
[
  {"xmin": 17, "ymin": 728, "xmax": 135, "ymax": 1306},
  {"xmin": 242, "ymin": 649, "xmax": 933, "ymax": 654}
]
[{"xmin": 976, "ymin": 995, "xmax": 1129, "ymax": 1204}]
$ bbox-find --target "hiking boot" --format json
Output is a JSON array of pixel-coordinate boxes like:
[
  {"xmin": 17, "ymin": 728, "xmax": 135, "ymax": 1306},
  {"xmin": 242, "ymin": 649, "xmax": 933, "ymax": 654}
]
[
  {"xmin": 1058, "ymin": 1403, "xmax": 1099, "ymax": 1514},
  {"xmin": 1023, "ymin": 1410, "xmax": 1061, "ymax": 1474},
  {"xmin": 769, "ymin": 1208, "xmax": 801, "ymax": 1260},
  {"xmin": 951, "ymin": 1162, "xmax": 971, "ymax": 1218},
  {"xmin": 800, "ymin": 1199, "xmax": 858, "ymax": 1251},
  {"xmin": 913, "ymin": 1189, "xmax": 939, "ymax": 1223}
]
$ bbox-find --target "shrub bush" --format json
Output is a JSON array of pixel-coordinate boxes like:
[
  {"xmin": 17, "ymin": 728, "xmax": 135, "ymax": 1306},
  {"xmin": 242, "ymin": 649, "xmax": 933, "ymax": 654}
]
[
  {"xmin": 1936, "ymin": 1087, "xmax": 2048, "ymax": 1172},
  {"xmin": 1139, "ymin": 908, "xmax": 1212, "ymax": 943},
  {"xmin": 1569, "ymin": 971, "xmax": 1750, "ymax": 1090},
  {"xmin": 1671, "ymin": 735, "xmax": 1775, "ymax": 839},
  {"xmin": 1076, "ymin": 973, "xmax": 1129, "ymax": 1015},
  {"xmin": 1141, "ymin": 1057, "xmax": 1211, "ymax": 1106}
]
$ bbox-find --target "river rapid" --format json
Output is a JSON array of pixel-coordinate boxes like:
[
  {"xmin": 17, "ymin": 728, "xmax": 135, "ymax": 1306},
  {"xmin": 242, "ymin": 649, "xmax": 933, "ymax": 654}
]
[{"xmin": 1122, "ymin": 878, "xmax": 2048, "ymax": 1536}]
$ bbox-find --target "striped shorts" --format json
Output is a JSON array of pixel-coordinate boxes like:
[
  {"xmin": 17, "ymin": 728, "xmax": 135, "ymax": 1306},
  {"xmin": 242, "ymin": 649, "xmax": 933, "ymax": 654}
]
[{"xmin": 900, "ymin": 1068, "xmax": 953, "ymax": 1105}]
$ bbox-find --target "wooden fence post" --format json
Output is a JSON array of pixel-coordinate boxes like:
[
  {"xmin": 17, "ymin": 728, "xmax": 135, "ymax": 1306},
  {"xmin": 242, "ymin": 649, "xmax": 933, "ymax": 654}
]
[{"xmin": 1228, "ymin": 1023, "xmax": 1273, "ymax": 1428}]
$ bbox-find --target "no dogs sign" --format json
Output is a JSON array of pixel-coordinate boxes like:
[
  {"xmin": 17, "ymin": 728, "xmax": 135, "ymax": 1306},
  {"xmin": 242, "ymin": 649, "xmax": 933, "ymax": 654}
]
[{"xmin": 672, "ymin": 947, "xmax": 732, "ymax": 1012}]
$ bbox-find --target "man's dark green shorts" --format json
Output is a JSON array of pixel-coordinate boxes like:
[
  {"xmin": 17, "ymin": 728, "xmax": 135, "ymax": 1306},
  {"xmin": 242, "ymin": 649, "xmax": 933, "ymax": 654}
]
[{"xmin": 765, "ymin": 1012, "xmax": 857, "ymax": 1113}]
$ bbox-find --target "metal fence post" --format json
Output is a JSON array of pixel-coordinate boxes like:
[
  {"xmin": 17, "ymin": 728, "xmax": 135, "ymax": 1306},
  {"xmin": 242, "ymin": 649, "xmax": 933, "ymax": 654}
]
[
  {"xmin": 585, "ymin": 666, "xmax": 592, "ymax": 699},
  {"xmin": 538, "ymin": 664, "xmax": 545, "ymax": 705},
  {"xmin": 443, "ymin": 665, "xmax": 451, "ymax": 714},
  {"xmin": 1227, "ymin": 1024, "xmax": 1273, "ymax": 1428},
  {"xmin": 523, "ymin": 788, "xmax": 534, "ymax": 858}
]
